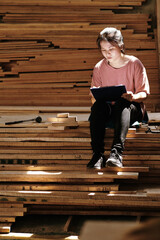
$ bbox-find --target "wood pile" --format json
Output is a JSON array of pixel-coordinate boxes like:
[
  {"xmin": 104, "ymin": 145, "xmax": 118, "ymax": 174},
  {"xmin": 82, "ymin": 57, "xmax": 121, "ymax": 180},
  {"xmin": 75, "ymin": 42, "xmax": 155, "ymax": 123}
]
[
  {"xmin": 0, "ymin": 0, "xmax": 159, "ymax": 111},
  {"xmin": 0, "ymin": 109, "xmax": 159, "ymax": 234}
]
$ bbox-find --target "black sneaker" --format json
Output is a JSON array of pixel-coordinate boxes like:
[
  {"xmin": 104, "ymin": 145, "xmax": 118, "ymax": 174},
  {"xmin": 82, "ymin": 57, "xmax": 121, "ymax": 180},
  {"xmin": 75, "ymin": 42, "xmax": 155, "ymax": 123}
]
[
  {"xmin": 87, "ymin": 152, "xmax": 106, "ymax": 169},
  {"xmin": 106, "ymin": 148, "xmax": 123, "ymax": 168}
]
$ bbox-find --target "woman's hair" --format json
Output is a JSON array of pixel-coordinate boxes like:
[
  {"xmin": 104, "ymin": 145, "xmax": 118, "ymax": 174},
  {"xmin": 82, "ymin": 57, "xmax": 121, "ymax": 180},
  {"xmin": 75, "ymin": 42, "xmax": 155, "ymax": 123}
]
[{"xmin": 96, "ymin": 27, "xmax": 125, "ymax": 53}]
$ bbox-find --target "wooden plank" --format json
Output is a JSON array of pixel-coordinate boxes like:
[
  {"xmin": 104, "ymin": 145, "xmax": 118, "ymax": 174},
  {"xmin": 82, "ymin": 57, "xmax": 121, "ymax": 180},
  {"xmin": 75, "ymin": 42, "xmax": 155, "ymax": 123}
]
[
  {"xmin": 28, "ymin": 209, "xmax": 160, "ymax": 217},
  {"xmin": 147, "ymin": 188, "xmax": 160, "ymax": 196},
  {"xmin": 0, "ymin": 226, "xmax": 10, "ymax": 234},
  {"xmin": 0, "ymin": 164, "xmax": 149, "ymax": 173},
  {"xmin": 0, "ymin": 212, "xmax": 25, "ymax": 217},
  {"xmin": 0, "ymin": 194, "xmax": 160, "ymax": 208},
  {"xmin": 0, "ymin": 0, "xmax": 141, "ymax": 7},
  {"xmin": 0, "ymin": 217, "xmax": 15, "ymax": 223},
  {"xmin": 0, "ymin": 223, "xmax": 12, "ymax": 227},
  {"xmin": 0, "ymin": 23, "xmax": 126, "ymax": 30},
  {"xmin": 0, "ymin": 207, "xmax": 27, "ymax": 213},
  {"xmin": 0, "ymin": 203, "xmax": 24, "ymax": 208},
  {"xmin": 157, "ymin": 0, "xmax": 160, "ymax": 68},
  {"xmin": 0, "ymin": 170, "xmax": 138, "ymax": 181},
  {"xmin": 0, "ymin": 190, "xmax": 151, "ymax": 201},
  {"xmin": 0, "ymin": 233, "xmax": 73, "ymax": 240},
  {"xmin": 0, "ymin": 106, "xmax": 90, "ymax": 113},
  {"xmin": 0, "ymin": 6, "xmax": 133, "ymax": 15},
  {"xmin": 0, "ymin": 140, "xmax": 158, "ymax": 149},
  {"xmin": 2, "ymin": 13, "xmax": 151, "ymax": 25},
  {"xmin": 0, "ymin": 183, "xmax": 119, "ymax": 192},
  {"xmin": 45, "ymin": 38, "xmax": 156, "ymax": 49}
]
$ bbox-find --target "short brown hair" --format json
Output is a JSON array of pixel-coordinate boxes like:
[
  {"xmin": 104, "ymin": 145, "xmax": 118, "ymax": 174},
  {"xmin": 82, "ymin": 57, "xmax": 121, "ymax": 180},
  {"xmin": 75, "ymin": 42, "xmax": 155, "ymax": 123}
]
[{"xmin": 97, "ymin": 27, "xmax": 125, "ymax": 53}]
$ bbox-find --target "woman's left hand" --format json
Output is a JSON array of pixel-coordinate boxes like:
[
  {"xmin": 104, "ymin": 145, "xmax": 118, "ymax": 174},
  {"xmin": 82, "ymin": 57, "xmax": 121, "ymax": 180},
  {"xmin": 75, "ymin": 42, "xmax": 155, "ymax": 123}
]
[{"xmin": 122, "ymin": 91, "xmax": 134, "ymax": 102}]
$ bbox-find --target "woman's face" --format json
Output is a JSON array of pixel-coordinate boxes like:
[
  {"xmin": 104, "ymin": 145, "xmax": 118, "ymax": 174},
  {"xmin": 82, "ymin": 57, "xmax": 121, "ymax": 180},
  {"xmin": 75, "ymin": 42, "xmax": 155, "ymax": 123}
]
[{"xmin": 100, "ymin": 40, "xmax": 122, "ymax": 63}]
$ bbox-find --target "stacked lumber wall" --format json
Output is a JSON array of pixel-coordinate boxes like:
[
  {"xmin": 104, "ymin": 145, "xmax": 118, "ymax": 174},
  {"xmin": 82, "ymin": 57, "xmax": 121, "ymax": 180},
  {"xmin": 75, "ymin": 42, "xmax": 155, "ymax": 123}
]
[{"xmin": 0, "ymin": 0, "xmax": 159, "ymax": 111}]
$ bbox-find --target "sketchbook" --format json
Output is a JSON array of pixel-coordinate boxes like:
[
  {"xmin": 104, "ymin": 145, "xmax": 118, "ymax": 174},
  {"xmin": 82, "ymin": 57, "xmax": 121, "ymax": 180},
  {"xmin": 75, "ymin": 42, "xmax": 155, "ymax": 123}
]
[{"xmin": 90, "ymin": 85, "xmax": 126, "ymax": 101}]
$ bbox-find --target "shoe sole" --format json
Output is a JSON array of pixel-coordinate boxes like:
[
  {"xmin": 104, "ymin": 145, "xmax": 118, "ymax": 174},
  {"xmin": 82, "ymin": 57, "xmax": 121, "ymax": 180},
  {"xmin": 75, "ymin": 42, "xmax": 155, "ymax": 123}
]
[{"xmin": 106, "ymin": 160, "xmax": 123, "ymax": 168}]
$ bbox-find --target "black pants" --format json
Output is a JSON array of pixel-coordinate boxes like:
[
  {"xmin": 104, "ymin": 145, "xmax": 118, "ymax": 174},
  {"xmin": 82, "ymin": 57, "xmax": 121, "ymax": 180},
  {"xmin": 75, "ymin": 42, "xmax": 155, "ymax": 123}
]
[{"xmin": 89, "ymin": 98, "xmax": 143, "ymax": 154}]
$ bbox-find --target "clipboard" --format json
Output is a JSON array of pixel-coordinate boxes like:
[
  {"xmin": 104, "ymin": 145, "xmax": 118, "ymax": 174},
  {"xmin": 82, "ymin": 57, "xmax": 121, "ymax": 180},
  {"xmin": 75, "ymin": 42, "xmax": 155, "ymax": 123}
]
[{"xmin": 90, "ymin": 85, "xmax": 126, "ymax": 101}]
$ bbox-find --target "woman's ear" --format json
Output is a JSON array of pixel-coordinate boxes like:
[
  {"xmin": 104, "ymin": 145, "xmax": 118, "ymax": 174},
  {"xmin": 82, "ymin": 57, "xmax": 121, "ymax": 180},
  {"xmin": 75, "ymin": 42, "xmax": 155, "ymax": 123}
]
[{"xmin": 120, "ymin": 44, "xmax": 125, "ymax": 53}]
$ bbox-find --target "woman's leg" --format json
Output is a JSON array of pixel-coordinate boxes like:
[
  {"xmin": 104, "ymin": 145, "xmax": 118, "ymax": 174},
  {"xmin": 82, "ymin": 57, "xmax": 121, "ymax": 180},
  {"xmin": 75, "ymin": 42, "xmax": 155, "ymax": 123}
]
[
  {"xmin": 89, "ymin": 100, "xmax": 112, "ymax": 153},
  {"xmin": 106, "ymin": 98, "xmax": 142, "ymax": 167},
  {"xmin": 87, "ymin": 100, "xmax": 111, "ymax": 168}
]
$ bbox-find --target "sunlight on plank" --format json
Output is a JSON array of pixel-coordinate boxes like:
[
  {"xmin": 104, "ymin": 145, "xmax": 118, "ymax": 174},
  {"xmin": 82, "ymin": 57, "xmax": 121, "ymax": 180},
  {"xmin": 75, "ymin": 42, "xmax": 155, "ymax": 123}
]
[
  {"xmin": 88, "ymin": 192, "xmax": 95, "ymax": 196},
  {"xmin": 3, "ymin": 232, "xmax": 33, "ymax": 237},
  {"xmin": 18, "ymin": 191, "xmax": 52, "ymax": 194},
  {"xmin": 27, "ymin": 171, "xmax": 62, "ymax": 175},
  {"xmin": 65, "ymin": 236, "xmax": 79, "ymax": 240}
]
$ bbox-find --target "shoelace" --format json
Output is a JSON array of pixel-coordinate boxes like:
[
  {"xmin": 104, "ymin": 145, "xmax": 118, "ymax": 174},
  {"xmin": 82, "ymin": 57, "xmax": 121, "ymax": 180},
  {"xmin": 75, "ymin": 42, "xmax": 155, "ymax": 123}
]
[{"xmin": 110, "ymin": 152, "xmax": 122, "ymax": 162}]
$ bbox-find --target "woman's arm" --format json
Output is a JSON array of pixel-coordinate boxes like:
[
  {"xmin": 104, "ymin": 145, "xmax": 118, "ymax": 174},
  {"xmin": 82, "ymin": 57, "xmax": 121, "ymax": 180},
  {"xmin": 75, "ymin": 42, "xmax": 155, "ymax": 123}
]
[{"xmin": 122, "ymin": 91, "xmax": 147, "ymax": 102}]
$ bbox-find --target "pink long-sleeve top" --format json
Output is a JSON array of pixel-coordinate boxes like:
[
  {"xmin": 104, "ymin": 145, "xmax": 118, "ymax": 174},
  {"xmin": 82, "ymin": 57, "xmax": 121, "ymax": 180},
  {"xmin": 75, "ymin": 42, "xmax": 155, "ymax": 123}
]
[{"xmin": 91, "ymin": 55, "xmax": 150, "ymax": 95}]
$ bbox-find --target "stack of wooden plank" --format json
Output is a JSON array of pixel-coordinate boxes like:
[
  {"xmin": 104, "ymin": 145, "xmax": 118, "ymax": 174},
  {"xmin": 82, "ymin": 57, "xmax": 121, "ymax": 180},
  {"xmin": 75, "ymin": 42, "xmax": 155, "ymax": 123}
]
[
  {"xmin": 0, "ymin": 109, "xmax": 159, "ymax": 234},
  {"xmin": 0, "ymin": 0, "xmax": 148, "ymax": 11},
  {"xmin": 0, "ymin": 203, "xmax": 26, "ymax": 234},
  {"xmin": 0, "ymin": 0, "xmax": 159, "ymax": 111}
]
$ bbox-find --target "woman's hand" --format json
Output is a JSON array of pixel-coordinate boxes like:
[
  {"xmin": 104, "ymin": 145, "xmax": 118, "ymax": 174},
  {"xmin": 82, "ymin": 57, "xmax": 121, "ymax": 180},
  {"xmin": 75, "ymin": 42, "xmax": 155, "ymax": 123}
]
[
  {"xmin": 122, "ymin": 91, "xmax": 134, "ymax": 102},
  {"xmin": 90, "ymin": 86, "xmax": 99, "ymax": 105},
  {"xmin": 91, "ymin": 96, "xmax": 96, "ymax": 105},
  {"xmin": 122, "ymin": 91, "xmax": 147, "ymax": 102}
]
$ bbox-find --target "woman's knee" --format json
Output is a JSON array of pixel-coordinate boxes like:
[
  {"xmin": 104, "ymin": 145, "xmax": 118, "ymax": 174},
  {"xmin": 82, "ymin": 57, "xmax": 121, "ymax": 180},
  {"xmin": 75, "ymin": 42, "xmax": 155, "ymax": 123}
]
[
  {"xmin": 114, "ymin": 98, "xmax": 130, "ymax": 109},
  {"xmin": 89, "ymin": 100, "xmax": 111, "ymax": 121}
]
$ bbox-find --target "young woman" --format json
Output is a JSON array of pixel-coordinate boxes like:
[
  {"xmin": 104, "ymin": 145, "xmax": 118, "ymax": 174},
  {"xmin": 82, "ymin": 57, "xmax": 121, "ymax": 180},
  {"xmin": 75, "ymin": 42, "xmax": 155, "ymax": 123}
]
[{"xmin": 87, "ymin": 27, "xmax": 150, "ymax": 169}]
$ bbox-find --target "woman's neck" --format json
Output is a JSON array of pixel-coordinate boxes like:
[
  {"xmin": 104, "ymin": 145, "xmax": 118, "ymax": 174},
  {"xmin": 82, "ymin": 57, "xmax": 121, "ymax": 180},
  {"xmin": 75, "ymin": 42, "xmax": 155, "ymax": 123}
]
[{"xmin": 108, "ymin": 54, "xmax": 129, "ymax": 69}]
